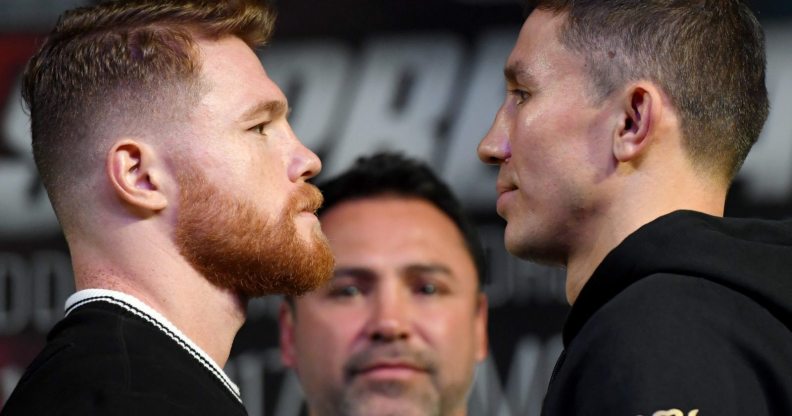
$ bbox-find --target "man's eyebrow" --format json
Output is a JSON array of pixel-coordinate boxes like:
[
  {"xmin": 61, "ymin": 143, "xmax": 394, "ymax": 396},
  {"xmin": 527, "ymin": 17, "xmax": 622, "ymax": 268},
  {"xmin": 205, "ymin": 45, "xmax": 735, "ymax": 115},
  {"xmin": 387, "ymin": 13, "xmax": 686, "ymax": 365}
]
[
  {"xmin": 504, "ymin": 61, "xmax": 536, "ymax": 86},
  {"xmin": 333, "ymin": 267, "xmax": 376, "ymax": 281},
  {"xmin": 404, "ymin": 263, "xmax": 453, "ymax": 277},
  {"xmin": 237, "ymin": 100, "xmax": 288, "ymax": 123}
]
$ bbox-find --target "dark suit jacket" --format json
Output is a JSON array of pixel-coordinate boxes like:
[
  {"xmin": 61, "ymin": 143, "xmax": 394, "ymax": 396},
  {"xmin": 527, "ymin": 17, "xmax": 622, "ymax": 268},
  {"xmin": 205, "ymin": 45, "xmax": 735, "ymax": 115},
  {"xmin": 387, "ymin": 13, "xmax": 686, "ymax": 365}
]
[{"xmin": 2, "ymin": 290, "xmax": 247, "ymax": 416}]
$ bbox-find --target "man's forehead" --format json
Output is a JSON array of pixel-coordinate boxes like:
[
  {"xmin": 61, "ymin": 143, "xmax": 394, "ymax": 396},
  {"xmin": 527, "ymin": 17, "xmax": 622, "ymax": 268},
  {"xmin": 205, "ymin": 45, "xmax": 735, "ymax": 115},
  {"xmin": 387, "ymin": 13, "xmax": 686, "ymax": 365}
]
[
  {"xmin": 195, "ymin": 36, "xmax": 284, "ymax": 105},
  {"xmin": 316, "ymin": 196, "xmax": 479, "ymax": 273},
  {"xmin": 506, "ymin": 11, "xmax": 582, "ymax": 84},
  {"xmin": 504, "ymin": 60, "xmax": 537, "ymax": 86}
]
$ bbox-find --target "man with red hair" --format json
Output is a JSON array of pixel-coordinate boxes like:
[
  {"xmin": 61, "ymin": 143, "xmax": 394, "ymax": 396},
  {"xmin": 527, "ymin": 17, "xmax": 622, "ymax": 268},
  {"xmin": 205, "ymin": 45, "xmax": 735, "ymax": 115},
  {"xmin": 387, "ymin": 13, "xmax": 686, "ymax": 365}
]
[{"xmin": 3, "ymin": 1, "xmax": 333, "ymax": 414}]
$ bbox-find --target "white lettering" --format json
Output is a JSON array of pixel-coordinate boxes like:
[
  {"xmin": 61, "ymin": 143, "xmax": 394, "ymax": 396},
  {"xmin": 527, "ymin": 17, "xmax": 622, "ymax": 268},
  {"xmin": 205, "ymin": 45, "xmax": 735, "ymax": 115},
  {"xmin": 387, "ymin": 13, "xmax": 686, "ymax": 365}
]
[
  {"xmin": 468, "ymin": 335, "xmax": 562, "ymax": 416},
  {"xmin": 31, "ymin": 251, "xmax": 74, "ymax": 332},
  {"xmin": 323, "ymin": 33, "xmax": 464, "ymax": 176},
  {"xmin": 224, "ymin": 333, "xmax": 562, "ymax": 416},
  {"xmin": 737, "ymin": 23, "xmax": 792, "ymax": 200},
  {"xmin": 3, "ymin": 26, "xmax": 792, "ymax": 237},
  {"xmin": 469, "ymin": 353, "xmax": 508, "ymax": 415},
  {"xmin": 499, "ymin": 337, "xmax": 542, "ymax": 415},
  {"xmin": 479, "ymin": 225, "xmax": 568, "ymax": 307},
  {"xmin": 0, "ymin": 251, "xmax": 74, "ymax": 335},
  {"xmin": 234, "ymin": 353, "xmax": 266, "ymax": 416},
  {"xmin": 0, "ymin": 253, "xmax": 31, "ymax": 334},
  {"xmin": 272, "ymin": 372, "xmax": 305, "ymax": 416},
  {"xmin": 444, "ymin": 29, "xmax": 517, "ymax": 211},
  {"xmin": 260, "ymin": 41, "xmax": 353, "ymax": 151},
  {"xmin": 0, "ymin": 79, "xmax": 60, "ymax": 239}
]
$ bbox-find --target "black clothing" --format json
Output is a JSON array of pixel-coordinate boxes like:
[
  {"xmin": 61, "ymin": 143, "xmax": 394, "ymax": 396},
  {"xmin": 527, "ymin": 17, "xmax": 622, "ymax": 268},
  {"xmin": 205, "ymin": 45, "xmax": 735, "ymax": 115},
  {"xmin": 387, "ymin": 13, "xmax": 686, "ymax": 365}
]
[
  {"xmin": 543, "ymin": 210, "xmax": 792, "ymax": 416},
  {"xmin": 2, "ymin": 290, "xmax": 247, "ymax": 416}
]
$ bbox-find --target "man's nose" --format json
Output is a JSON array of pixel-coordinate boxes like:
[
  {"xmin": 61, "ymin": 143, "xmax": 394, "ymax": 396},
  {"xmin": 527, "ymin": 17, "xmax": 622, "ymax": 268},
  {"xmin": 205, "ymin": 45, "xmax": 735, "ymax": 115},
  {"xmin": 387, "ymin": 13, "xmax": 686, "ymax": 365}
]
[
  {"xmin": 287, "ymin": 124, "xmax": 322, "ymax": 182},
  {"xmin": 365, "ymin": 287, "xmax": 410, "ymax": 343},
  {"xmin": 477, "ymin": 107, "xmax": 511, "ymax": 165}
]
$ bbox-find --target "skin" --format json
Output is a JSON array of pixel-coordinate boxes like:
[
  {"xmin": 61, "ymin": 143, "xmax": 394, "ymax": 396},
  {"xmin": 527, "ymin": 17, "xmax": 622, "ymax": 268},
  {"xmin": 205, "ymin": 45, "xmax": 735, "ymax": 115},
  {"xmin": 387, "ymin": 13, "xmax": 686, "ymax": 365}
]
[
  {"xmin": 477, "ymin": 9, "xmax": 727, "ymax": 304},
  {"xmin": 172, "ymin": 36, "xmax": 333, "ymax": 298},
  {"xmin": 477, "ymin": 9, "xmax": 618, "ymax": 267},
  {"xmin": 280, "ymin": 197, "xmax": 488, "ymax": 416},
  {"xmin": 68, "ymin": 34, "xmax": 324, "ymax": 367},
  {"xmin": 180, "ymin": 35, "xmax": 322, "ymax": 237}
]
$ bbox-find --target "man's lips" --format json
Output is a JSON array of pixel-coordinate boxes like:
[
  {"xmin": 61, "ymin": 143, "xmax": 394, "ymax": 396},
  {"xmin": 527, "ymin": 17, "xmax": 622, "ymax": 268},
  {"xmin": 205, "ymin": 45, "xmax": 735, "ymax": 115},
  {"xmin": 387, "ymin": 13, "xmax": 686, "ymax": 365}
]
[
  {"xmin": 351, "ymin": 361, "xmax": 429, "ymax": 380},
  {"xmin": 496, "ymin": 181, "xmax": 517, "ymax": 215},
  {"xmin": 496, "ymin": 180, "xmax": 517, "ymax": 196},
  {"xmin": 344, "ymin": 346, "xmax": 436, "ymax": 382}
]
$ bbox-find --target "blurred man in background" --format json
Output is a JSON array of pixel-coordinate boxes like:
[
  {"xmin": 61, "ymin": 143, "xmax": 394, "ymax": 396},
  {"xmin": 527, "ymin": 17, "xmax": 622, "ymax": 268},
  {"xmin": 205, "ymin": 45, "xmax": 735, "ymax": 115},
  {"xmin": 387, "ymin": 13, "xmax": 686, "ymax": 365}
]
[
  {"xmin": 280, "ymin": 153, "xmax": 488, "ymax": 416},
  {"xmin": 3, "ymin": 1, "xmax": 332, "ymax": 414},
  {"xmin": 478, "ymin": 0, "xmax": 792, "ymax": 414}
]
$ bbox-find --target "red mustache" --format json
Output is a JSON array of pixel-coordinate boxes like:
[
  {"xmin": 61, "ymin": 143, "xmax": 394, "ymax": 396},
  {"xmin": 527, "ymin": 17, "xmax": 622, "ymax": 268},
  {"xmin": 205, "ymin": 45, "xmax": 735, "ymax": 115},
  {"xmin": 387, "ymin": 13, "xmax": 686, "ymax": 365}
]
[{"xmin": 290, "ymin": 184, "xmax": 323, "ymax": 215}]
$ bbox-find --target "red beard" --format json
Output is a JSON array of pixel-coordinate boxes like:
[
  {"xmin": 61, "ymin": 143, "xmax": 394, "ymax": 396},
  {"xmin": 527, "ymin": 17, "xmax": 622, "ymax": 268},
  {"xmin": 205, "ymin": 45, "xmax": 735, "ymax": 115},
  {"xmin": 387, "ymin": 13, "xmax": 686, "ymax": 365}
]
[{"xmin": 174, "ymin": 164, "xmax": 334, "ymax": 297}]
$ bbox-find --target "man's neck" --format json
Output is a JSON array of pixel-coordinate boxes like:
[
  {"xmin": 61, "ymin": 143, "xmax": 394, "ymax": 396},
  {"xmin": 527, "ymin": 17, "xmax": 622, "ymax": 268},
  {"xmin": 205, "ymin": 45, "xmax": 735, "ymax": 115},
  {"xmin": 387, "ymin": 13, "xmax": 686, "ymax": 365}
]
[
  {"xmin": 563, "ymin": 180, "xmax": 727, "ymax": 305},
  {"xmin": 70, "ymin": 235, "xmax": 246, "ymax": 368}
]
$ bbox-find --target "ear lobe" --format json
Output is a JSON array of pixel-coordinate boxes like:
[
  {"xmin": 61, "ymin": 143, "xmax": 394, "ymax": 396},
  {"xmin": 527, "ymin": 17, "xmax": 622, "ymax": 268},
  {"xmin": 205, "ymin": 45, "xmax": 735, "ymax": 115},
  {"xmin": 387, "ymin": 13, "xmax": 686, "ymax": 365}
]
[
  {"xmin": 107, "ymin": 140, "xmax": 168, "ymax": 213},
  {"xmin": 613, "ymin": 86, "xmax": 654, "ymax": 163},
  {"xmin": 279, "ymin": 302, "xmax": 298, "ymax": 368}
]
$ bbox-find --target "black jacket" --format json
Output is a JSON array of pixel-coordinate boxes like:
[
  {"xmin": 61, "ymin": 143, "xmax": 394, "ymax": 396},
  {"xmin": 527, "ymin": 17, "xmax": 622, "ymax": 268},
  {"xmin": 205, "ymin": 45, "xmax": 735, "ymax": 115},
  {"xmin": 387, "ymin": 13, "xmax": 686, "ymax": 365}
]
[
  {"xmin": 1, "ymin": 290, "xmax": 247, "ymax": 416},
  {"xmin": 542, "ymin": 210, "xmax": 792, "ymax": 416}
]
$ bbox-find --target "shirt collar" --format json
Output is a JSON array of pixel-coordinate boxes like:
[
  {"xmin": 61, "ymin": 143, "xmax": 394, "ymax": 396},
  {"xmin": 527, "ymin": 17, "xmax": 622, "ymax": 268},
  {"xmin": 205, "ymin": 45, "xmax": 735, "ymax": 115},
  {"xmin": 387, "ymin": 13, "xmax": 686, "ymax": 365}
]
[{"xmin": 65, "ymin": 288, "xmax": 242, "ymax": 402}]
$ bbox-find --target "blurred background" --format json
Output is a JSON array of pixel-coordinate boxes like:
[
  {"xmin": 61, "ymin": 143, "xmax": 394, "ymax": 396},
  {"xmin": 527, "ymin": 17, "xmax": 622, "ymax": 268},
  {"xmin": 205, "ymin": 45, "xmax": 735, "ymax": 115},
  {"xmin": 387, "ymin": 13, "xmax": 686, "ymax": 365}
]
[{"xmin": 1, "ymin": 0, "xmax": 790, "ymax": 414}]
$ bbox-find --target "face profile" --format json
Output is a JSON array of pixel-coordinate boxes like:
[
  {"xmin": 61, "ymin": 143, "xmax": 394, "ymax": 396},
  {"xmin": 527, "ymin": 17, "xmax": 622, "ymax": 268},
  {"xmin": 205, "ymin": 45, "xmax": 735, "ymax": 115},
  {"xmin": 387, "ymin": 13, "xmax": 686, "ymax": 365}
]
[
  {"xmin": 478, "ymin": 9, "xmax": 616, "ymax": 267},
  {"xmin": 476, "ymin": 1, "xmax": 790, "ymax": 415},
  {"xmin": 2, "ymin": 2, "xmax": 336, "ymax": 414},
  {"xmin": 173, "ymin": 36, "xmax": 334, "ymax": 298}
]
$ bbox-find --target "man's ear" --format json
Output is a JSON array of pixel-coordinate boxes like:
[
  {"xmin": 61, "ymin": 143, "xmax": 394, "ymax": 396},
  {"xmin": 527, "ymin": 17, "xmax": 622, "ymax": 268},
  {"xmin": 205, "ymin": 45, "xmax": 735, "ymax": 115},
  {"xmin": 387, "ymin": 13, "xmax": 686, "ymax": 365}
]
[
  {"xmin": 613, "ymin": 84, "xmax": 659, "ymax": 163},
  {"xmin": 106, "ymin": 139, "xmax": 168, "ymax": 213},
  {"xmin": 279, "ymin": 301, "xmax": 298, "ymax": 369}
]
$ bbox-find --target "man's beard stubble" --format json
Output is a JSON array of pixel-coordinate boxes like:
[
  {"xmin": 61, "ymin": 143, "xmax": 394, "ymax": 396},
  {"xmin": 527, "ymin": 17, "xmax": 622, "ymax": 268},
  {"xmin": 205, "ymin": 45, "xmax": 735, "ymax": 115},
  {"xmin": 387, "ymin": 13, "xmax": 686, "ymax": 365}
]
[
  {"xmin": 337, "ymin": 344, "xmax": 441, "ymax": 416},
  {"xmin": 174, "ymin": 164, "xmax": 334, "ymax": 298},
  {"xmin": 314, "ymin": 344, "xmax": 470, "ymax": 416}
]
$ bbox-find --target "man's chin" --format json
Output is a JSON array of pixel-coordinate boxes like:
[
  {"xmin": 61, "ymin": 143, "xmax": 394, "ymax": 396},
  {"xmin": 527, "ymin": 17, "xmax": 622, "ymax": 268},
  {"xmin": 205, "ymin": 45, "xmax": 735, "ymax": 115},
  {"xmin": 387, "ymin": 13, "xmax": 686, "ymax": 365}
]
[
  {"xmin": 304, "ymin": 219, "xmax": 328, "ymax": 243},
  {"xmin": 279, "ymin": 239, "xmax": 335, "ymax": 297},
  {"xmin": 344, "ymin": 394, "xmax": 434, "ymax": 416},
  {"xmin": 340, "ymin": 379, "xmax": 437, "ymax": 416},
  {"xmin": 176, "ymin": 161, "xmax": 333, "ymax": 298},
  {"xmin": 506, "ymin": 238, "xmax": 566, "ymax": 267}
]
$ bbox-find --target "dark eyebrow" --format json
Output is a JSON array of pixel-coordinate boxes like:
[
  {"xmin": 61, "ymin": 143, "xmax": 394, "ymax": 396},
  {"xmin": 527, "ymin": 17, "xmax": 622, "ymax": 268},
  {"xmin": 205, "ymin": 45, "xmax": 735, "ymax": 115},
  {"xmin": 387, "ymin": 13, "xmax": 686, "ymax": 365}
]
[
  {"xmin": 504, "ymin": 61, "xmax": 536, "ymax": 86},
  {"xmin": 333, "ymin": 264, "xmax": 453, "ymax": 282},
  {"xmin": 403, "ymin": 263, "xmax": 453, "ymax": 277},
  {"xmin": 333, "ymin": 267, "xmax": 377, "ymax": 281},
  {"xmin": 237, "ymin": 100, "xmax": 288, "ymax": 123}
]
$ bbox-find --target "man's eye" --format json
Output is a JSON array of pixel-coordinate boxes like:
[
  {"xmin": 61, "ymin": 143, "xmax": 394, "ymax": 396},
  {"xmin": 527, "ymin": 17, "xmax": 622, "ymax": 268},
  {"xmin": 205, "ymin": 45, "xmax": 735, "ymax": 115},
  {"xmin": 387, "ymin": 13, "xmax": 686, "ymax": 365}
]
[
  {"xmin": 509, "ymin": 89, "xmax": 529, "ymax": 105},
  {"xmin": 251, "ymin": 122, "xmax": 268, "ymax": 135},
  {"xmin": 417, "ymin": 283, "xmax": 438, "ymax": 295},
  {"xmin": 329, "ymin": 285, "xmax": 360, "ymax": 298}
]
